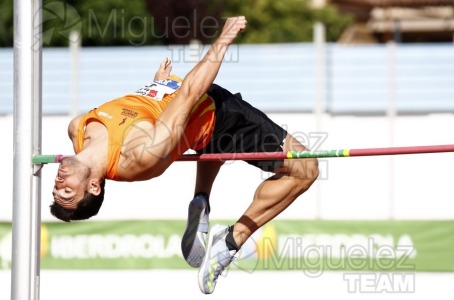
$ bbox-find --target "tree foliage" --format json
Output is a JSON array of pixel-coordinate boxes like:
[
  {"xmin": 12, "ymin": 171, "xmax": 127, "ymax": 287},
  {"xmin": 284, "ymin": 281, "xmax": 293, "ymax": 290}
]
[
  {"xmin": 145, "ymin": 0, "xmax": 227, "ymax": 44},
  {"xmin": 0, "ymin": 0, "xmax": 14, "ymax": 46},
  {"xmin": 223, "ymin": 0, "xmax": 352, "ymax": 43},
  {"xmin": 0, "ymin": 0, "xmax": 352, "ymax": 47}
]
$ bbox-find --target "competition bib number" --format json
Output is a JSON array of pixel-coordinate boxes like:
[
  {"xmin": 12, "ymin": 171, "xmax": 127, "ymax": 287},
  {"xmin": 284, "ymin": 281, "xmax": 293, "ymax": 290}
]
[{"xmin": 134, "ymin": 79, "xmax": 181, "ymax": 100}]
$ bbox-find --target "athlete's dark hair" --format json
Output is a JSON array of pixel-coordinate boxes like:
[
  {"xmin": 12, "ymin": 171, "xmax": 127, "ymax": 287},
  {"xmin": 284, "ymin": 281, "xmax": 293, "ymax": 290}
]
[{"xmin": 50, "ymin": 180, "xmax": 106, "ymax": 222}]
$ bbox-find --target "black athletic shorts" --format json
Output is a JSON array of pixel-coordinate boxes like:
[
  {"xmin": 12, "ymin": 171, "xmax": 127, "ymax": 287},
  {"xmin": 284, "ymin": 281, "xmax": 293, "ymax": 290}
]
[{"xmin": 197, "ymin": 84, "xmax": 288, "ymax": 172}]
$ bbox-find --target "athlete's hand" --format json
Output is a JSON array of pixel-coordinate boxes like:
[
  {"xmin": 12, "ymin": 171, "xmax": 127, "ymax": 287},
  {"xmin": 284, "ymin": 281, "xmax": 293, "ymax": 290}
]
[
  {"xmin": 153, "ymin": 57, "xmax": 172, "ymax": 81},
  {"xmin": 217, "ymin": 16, "xmax": 247, "ymax": 46}
]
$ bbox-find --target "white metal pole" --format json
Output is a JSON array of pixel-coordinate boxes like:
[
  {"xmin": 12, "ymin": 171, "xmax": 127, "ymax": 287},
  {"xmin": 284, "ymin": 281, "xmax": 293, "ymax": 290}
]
[
  {"xmin": 31, "ymin": 0, "xmax": 43, "ymax": 298},
  {"xmin": 387, "ymin": 41, "xmax": 397, "ymax": 220},
  {"xmin": 12, "ymin": 0, "xmax": 42, "ymax": 299},
  {"xmin": 313, "ymin": 22, "xmax": 326, "ymax": 219},
  {"xmin": 314, "ymin": 22, "xmax": 326, "ymax": 130},
  {"xmin": 70, "ymin": 30, "xmax": 81, "ymax": 117}
]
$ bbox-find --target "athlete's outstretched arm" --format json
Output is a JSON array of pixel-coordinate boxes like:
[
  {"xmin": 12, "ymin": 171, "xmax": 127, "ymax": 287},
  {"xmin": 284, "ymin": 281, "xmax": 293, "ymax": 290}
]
[
  {"xmin": 176, "ymin": 16, "xmax": 247, "ymax": 103},
  {"xmin": 121, "ymin": 17, "xmax": 247, "ymax": 179},
  {"xmin": 153, "ymin": 16, "xmax": 246, "ymax": 160},
  {"xmin": 159, "ymin": 16, "xmax": 247, "ymax": 121}
]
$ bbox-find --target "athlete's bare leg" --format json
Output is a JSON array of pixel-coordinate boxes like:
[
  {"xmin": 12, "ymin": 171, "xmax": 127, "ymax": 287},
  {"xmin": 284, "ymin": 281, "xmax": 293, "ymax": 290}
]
[
  {"xmin": 231, "ymin": 133, "xmax": 319, "ymax": 246},
  {"xmin": 194, "ymin": 160, "xmax": 224, "ymax": 197}
]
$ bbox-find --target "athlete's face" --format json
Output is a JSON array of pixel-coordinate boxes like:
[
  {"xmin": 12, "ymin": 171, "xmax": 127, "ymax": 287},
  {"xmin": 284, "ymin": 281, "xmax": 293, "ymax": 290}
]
[{"xmin": 52, "ymin": 157, "xmax": 91, "ymax": 210}]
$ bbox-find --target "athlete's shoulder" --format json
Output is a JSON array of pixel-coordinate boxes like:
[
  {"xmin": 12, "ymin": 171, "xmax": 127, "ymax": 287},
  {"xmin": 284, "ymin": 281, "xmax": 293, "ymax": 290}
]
[{"xmin": 68, "ymin": 114, "xmax": 83, "ymax": 140}]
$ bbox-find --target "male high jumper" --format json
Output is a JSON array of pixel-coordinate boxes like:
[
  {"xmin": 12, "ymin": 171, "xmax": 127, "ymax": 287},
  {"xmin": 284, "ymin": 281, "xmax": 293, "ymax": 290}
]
[{"xmin": 50, "ymin": 16, "xmax": 319, "ymax": 293}]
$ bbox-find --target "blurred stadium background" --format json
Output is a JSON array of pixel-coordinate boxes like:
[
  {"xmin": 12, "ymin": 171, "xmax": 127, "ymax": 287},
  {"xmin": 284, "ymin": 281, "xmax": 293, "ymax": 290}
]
[{"xmin": 1, "ymin": 0, "xmax": 454, "ymax": 299}]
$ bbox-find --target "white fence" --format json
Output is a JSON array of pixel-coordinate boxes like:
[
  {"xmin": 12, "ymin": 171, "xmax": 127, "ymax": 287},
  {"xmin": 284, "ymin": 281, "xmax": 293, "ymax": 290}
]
[{"xmin": 1, "ymin": 43, "xmax": 454, "ymax": 115}]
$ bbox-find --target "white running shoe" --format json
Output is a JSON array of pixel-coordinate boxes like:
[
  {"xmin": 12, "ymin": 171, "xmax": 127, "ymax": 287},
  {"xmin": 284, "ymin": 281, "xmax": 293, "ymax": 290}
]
[
  {"xmin": 181, "ymin": 193, "xmax": 210, "ymax": 268},
  {"xmin": 198, "ymin": 224, "xmax": 237, "ymax": 294}
]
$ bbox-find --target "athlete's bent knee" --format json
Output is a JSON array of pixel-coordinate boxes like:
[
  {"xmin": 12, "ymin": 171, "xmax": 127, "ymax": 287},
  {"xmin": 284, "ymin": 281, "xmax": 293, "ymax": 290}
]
[
  {"xmin": 305, "ymin": 157, "xmax": 319, "ymax": 183},
  {"xmin": 295, "ymin": 157, "xmax": 319, "ymax": 193}
]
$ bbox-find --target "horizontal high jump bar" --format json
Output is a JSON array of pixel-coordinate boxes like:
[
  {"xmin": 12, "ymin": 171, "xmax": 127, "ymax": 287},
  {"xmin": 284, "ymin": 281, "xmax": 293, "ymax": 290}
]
[{"xmin": 32, "ymin": 144, "xmax": 454, "ymax": 164}]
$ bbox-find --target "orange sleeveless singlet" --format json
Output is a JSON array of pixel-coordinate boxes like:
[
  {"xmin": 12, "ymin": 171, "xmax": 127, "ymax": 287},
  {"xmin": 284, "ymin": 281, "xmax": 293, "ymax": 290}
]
[{"xmin": 75, "ymin": 75, "xmax": 215, "ymax": 180}]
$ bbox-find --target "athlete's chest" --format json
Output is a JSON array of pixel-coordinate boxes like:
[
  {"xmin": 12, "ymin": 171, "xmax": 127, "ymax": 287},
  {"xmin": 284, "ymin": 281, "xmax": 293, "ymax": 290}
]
[{"xmin": 81, "ymin": 121, "xmax": 108, "ymax": 149}]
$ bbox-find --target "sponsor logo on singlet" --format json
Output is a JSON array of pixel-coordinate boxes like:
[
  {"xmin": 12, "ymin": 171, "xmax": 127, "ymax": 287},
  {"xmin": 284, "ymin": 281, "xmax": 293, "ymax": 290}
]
[
  {"xmin": 121, "ymin": 108, "xmax": 138, "ymax": 118},
  {"xmin": 98, "ymin": 111, "xmax": 113, "ymax": 119},
  {"xmin": 134, "ymin": 79, "xmax": 181, "ymax": 100}
]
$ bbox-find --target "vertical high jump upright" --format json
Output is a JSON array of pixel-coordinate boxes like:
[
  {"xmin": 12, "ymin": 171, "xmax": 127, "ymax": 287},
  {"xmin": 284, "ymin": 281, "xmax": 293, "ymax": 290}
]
[{"xmin": 12, "ymin": 0, "xmax": 42, "ymax": 299}]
